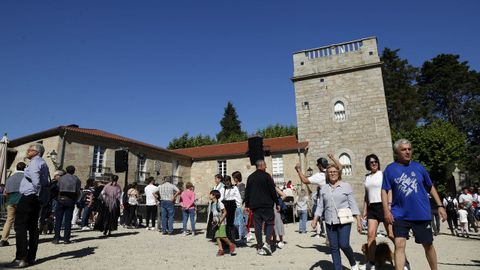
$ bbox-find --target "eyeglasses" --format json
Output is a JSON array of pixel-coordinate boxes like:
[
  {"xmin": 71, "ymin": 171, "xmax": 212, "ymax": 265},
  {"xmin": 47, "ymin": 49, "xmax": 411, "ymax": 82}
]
[
  {"xmin": 369, "ymin": 160, "xmax": 378, "ymax": 164},
  {"xmin": 328, "ymin": 171, "xmax": 339, "ymax": 175}
]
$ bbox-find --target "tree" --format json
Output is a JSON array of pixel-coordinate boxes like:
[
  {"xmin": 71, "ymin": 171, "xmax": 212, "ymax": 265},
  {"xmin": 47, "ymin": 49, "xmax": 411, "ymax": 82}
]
[
  {"xmin": 418, "ymin": 54, "xmax": 479, "ymax": 128},
  {"xmin": 256, "ymin": 124, "xmax": 297, "ymax": 138},
  {"xmin": 417, "ymin": 54, "xmax": 480, "ymax": 180},
  {"xmin": 394, "ymin": 120, "xmax": 467, "ymax": 194},
  {"xmin": 216, "ymin": 101, "xmax": 247, "ymax": 143},
  {"xmin": 381, "ymin": 48, "xmax": 421, "ymax": 131},
  {"xmin": 167, "ymin": 132, "xmax": 216, "ymax": 149}
]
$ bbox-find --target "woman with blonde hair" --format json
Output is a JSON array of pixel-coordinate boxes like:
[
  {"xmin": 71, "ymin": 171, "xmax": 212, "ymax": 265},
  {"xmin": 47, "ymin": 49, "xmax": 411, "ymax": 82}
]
[{"xmin": 312, "ymin": 164, "xmax": 362, "ymax": 270}]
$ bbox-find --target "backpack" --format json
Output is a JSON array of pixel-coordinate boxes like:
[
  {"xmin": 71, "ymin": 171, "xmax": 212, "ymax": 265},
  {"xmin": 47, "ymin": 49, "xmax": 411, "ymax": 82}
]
[{"xmin": 446, "ymin": 198, "xmax": 455, "ymax": 212}]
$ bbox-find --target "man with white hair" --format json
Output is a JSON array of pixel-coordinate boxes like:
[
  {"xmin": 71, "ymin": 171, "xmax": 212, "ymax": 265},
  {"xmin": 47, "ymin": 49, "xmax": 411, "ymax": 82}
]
[
  {"xmin": 12, "ymin": 143, "xmax": 49, "ymax": 268},
  {"xmin": 381, "ymin": 139, "xmax": 446, "ymax": 270}
]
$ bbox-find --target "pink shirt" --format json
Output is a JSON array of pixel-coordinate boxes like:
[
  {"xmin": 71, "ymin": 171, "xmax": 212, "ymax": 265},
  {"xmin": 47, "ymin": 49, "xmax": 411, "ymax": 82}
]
[{"xmin": 180, "ymin": 189, "xmax": 196, "ymax": 209}]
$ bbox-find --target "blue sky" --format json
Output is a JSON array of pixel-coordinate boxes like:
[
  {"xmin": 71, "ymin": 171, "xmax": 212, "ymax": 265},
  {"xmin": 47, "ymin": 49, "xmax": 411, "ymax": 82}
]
[{"xmin": 1, "ymin": 1, "xmax": 478, "ymax": 147}]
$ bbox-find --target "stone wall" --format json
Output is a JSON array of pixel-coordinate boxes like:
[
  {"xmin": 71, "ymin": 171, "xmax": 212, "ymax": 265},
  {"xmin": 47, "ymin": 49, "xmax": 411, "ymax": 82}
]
[
  {"xmin": 8, "ymin": 136, "xmax": 61, "ymax": 178},
  {"xmin": 293, "ymin": 37, "xmax": 393, "ymax": 203}
]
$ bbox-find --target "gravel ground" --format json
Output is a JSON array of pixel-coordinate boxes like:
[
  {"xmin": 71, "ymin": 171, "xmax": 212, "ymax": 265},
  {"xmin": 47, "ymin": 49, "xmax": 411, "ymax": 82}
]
[{"xmin": 0, "ymin": 221, "xmax": 479, "ymax": 270}]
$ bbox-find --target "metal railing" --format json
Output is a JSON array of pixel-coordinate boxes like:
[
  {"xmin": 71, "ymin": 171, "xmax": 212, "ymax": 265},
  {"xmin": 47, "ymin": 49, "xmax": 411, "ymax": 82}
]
[{"xmin": 89, "ymin": 166, "xmax": 113, "ymax": 181}]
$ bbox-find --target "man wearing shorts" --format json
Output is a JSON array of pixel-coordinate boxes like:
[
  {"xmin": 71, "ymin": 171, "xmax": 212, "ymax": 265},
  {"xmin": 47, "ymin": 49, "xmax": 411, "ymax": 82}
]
[{"xmin": 381, "ymin": 139, "xmax": 446, "ymax": 270}]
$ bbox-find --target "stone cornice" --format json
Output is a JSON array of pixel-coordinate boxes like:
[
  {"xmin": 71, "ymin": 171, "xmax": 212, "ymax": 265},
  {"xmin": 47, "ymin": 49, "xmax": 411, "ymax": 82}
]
[{"xmin": 291, "ymin": 62, "xmax": 383, "ymax": 82}]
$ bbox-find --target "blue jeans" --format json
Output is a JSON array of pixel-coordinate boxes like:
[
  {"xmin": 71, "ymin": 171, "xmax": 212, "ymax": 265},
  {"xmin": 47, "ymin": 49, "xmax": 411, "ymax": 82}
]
[
  {"xmin": 298, "ymin": 210, "xmax": 307, "ymax": 233},
  {"xmin": 326, "ymin": 223, "xmax": 356, "ymax": 270},
  {"xmin": 234, "ymin": 207, "xmax": 246, "ymax": 239},
  {"xmin": 161, "ymin": 200, "xmax": 175, "ymax": 233},
  {"xmin": 182, "ymin": 208, "xmax": 195, "ymax": 232},
  {"xmin": 54, "ymin": 198, "xmax": 75, "ymax": 241},
  {"xmin": 81, "ymin": 206, "xmax": 92, "ymax": 227}
]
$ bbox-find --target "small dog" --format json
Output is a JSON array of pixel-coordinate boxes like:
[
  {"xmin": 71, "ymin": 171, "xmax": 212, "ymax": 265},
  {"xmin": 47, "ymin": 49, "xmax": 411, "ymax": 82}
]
[{"xmin": 362, "ymin": 242, "xmax": 394, "ymax": 268}]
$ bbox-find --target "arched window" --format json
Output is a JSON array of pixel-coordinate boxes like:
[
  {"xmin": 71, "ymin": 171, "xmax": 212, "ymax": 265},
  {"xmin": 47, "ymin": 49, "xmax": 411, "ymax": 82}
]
[
  {"xmin": 334, "ymin": 101, "xmax": 346, "ymax": 121},
  {"xmin": 339, "ymin": 153, "xmax": 352, "ymax": 176}
]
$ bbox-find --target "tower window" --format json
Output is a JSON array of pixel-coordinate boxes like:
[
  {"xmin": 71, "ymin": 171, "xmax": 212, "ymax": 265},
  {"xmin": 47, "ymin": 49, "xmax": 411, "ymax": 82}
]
[
  {"xmin": 339, "ymin": 153, "xmax": 352, "ymax": 176},
  {"xmin": 334, "ymin": 101, "xmax": 346, "ymax": 121}
]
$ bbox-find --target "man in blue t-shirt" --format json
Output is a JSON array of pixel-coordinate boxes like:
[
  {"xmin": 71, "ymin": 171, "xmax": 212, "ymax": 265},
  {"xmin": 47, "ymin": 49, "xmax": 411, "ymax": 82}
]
[{"xmin": 382, "ymin": 139, "xmax": 446, "ymax": 270}]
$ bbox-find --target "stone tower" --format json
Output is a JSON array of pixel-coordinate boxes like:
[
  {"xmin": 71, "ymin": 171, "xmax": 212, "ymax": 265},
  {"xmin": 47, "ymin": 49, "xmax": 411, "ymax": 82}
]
[{"xmin": 292, "ymin": 37, "xmax": 393, "ymax": 200}]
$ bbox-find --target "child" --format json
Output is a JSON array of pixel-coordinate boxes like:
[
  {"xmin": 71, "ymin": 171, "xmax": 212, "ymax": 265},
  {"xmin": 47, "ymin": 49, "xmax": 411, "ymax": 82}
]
[
  {"xmin": 210, "ymin": 190, "xmax": 236, "ymax": 256},
  {"xmin": 296, "ymin": 189, "xmax": 309, "ymax": 233},
  {"xmin": 273, "ymin": 189, "xmax": 288, "ymax": 248},
  {"xmin": 458, "ymin": 203, "xmax": 469, "ymax": 238},
  {"xmin": 180, "ymin": 182, "xmax": 196, "ymax": 236}
]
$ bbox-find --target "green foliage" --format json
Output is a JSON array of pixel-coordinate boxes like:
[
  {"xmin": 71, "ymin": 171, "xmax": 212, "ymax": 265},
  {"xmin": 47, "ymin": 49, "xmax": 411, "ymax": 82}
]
[
  {"xmin": 381, "ymin": 48, "xmax": 421, "ymax": 131},
  {"xmin": 167, "ymin": 132, "xmax": 216, "ymax": 149},
  {"xmin": 393, "ymin": 120, "xmax": 467, "ymax": 194},
  {"xmin": 418, "ymin": 54, "xmax": 479, "ymax": 128},
  {"xmin": 417, "ymin": 54, "xmax": 480, "ymax": 181},
  {"xmin": 216, "ymin": 101, "xmax": 248, "ymax": 143},
  {"xmin": 256, "ymin": 124, "xmax": 297, "ymax": 138}
]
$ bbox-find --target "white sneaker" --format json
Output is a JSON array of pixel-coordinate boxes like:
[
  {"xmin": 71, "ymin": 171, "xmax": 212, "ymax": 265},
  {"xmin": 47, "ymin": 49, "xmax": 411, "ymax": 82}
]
[
  {"xmin": 146, "ymin": 227, "xmax": 151, "ymax": 231},
  {"xmin": 262, "ymin": 243, "xmax": 272, "ymax": 255},
  {"xmin": 277, "ymin": 241, "xmax": 285, "ymax": 249},
  {"xmin": 182, "ymin": 231, "xmax": 188, "ymax": 236},
  {"xmin": 404, "ymin": 261, "xmax": 411, "ymax": 270},
  {"xmin": 71, "ymin": 224, "xmax": 80, "ymax": 229},
  {"xmin": 257, "ymin": 249, "xmax": 267, "ymax": 255},
  {"xmin": 246, "ymin": 233, "xmax": 254, "ymax": 242},
  {"xmin": 351, "ymin": 263, "xmax": 360, "ymax": 270},
  {"xmin": 81, "ymin": 226, "xmax": 90, "ymax": 231}
]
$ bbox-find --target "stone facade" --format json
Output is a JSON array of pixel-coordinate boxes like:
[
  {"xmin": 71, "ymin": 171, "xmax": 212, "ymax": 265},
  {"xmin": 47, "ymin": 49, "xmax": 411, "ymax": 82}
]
[
  {"xmin": 8, "ymin": 127, "xmax": 191, "ymax": 189},
  {"xmin": 292, "ymin": 37, "xmax": 393, "ymax": 202}
]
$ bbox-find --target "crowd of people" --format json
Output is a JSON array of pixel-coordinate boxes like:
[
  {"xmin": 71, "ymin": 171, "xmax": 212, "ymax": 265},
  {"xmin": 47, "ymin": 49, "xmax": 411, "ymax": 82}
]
[{"xmin": 0, "ymin": 140, "xmax": 479, "ymax": 270}]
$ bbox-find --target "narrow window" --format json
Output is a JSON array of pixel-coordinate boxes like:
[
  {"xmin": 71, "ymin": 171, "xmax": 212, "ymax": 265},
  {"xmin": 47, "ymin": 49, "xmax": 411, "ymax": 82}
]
[
  {"xmin": 334, "ymin": 101, "xmax": 346, "ymax": 121},
  {"xmin": 339, "ymin": 153, "xmax": 352, "ymax": 176},
  {"xmin": 136, "ymin": 155, "xmax": 147, "ymax": 182},
  {"xmin": 217, "ymin": 160, "xmax": 227, "ymax": 177},
  {"xmin": 272, "ymin": 155, "xmax": 284, "ymax": 186},
  {"xmin": 91, "ymin": 146, "xmax": 106, "ymax": 178}
]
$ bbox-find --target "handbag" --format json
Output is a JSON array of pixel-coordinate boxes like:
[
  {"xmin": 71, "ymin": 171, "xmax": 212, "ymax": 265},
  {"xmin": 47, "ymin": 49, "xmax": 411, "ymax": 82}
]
[{"xmin": 329, "ymin": 186, "xmax": 354, "ymax": 224}]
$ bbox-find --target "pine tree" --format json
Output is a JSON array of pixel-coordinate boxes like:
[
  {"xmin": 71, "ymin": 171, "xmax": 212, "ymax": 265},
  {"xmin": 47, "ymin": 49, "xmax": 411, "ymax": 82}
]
[{"xmin": 216, "ymin": 101, "xmax": 247, "ymax": 143}]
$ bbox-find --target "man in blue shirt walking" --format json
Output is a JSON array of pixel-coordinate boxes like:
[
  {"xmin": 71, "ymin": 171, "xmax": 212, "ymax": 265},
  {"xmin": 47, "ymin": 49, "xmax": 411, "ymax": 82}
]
[
  {"xmin": 382, "ymin": 139, "xmax": 446, "ymax": 270},
  {"xmin": 12, "ymin": 143, "xmax": 50, "ymax": 268}
]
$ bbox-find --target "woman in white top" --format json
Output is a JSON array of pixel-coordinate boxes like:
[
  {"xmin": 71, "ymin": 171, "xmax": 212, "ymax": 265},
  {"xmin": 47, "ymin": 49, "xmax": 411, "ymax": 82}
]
[
  {"xmin": 362, "ymin": 154, "xmax": 394, "ymax": 269},
  {"xmin": 222, "ymin": 176, "xmax": 242, "ymax": 242}
]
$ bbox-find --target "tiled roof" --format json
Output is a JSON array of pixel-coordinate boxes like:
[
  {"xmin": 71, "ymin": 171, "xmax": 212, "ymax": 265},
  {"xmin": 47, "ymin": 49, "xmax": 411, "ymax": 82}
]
[
  {"xmin": 9, "ymin": 125, "xmax": 190, "ymax": 159},
  {"xmin": 172, "ymin": 136, "xmax": 308, "ymax": 160}
]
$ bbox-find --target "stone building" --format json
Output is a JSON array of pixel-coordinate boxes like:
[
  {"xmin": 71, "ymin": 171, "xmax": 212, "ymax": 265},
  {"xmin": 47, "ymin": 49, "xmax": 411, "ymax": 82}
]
[
  {"xmin": 8, "ymin": 125, "xmax": 192, "ymax": 189},
  {"xmin": 292, "ymin": 37, "xmax": 393, "ymax": 201},
  {"xmin": 172, "ymin": 136, "xmax": 308, "ymax": 203},
  {"xmin": 7, "ymin": 126, "xmax": 308, "ymax": 202}
]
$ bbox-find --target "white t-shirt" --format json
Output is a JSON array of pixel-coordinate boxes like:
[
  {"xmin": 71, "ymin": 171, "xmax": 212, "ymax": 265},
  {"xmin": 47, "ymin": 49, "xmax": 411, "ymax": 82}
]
[
  {"xmin": 364, "ymin": 170, "xmax": 383, "ymax": 203},
  {"xmin": 308, "ymin": 172, "xmax": 326, "ymax": 186},
  {"xmin": 459, "ymin": 193, "xmax": 473, "ymax": 205},
  {"xmin": 211, "ymin": 200, "xmax": 226, "ymax": 225},
  {"xmin": 144, "ymin": 184, "xmax": 158, "ymax": 206},
  {"xmin": 458, "ymin": 209, "xmax": 468, "ymax": 223}
]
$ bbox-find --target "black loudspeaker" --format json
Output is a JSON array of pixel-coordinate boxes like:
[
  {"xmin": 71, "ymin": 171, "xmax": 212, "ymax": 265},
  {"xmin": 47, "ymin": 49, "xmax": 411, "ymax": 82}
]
[
  {"xmin": 115, "ymin": 150, "xmax": 128, "ymax": 173},
  {"xmin": 7, "ymin": 150, "xmax": 18, "ymax": 169},
  {"xmin": 248, "ymin": 136, "xmax": 264, "ymax": 165}
]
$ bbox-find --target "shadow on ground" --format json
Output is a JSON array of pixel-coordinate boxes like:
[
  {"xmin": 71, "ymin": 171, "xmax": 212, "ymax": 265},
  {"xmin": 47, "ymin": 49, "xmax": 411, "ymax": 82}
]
[
  {"xmin": 0, "ymin": 247, "xmax": 97, "ymax": 268},
  {"xmin": 438, "ymin": 259, "xmax": 480, "ymax": 267}
]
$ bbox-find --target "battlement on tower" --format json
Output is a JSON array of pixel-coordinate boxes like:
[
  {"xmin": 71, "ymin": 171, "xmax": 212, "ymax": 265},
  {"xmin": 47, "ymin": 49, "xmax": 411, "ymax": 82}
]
[{"xmin": 292, "ymin": 37, "xmax": 381, "ymax": 81}]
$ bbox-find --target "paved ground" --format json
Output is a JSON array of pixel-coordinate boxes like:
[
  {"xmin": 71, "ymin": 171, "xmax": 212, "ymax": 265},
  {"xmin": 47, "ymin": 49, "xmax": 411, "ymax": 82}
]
[{"xmin": 0, "ymin": 222, "xmax": 479, "ymax": 270}]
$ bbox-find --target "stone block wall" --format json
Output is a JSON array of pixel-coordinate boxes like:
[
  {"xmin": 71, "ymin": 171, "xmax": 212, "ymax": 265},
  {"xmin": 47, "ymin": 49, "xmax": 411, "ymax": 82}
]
[{"xmin": 293, "ymin": 37, "xmax": 393, "ymax": 203}]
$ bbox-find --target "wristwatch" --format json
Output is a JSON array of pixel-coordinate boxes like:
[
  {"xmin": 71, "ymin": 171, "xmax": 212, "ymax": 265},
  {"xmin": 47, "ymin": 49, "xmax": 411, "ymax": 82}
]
[{"xmin": 437, "ymin": 205, "xmax": 445, "ymax": 208}]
